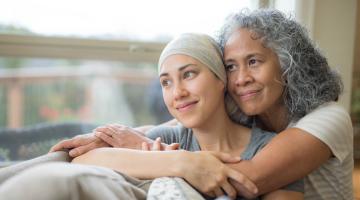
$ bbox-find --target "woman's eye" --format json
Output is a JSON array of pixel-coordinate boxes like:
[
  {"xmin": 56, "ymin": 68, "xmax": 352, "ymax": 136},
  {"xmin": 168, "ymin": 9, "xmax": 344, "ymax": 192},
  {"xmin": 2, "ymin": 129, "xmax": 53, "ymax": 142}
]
[
  {"xmin": 225, "ymin": 64, "xmax": 236, "ymax": 72},
  {"xmin": 160, "ymin": 79, "xmax": 171, "ymax": 87},
  {"xmin": 183, "ymin": 71, "xmax": 196, "ymax": 79},
  {"xmin": 248, "ymin": 58, "xmax": 258, "ymax": 66}
]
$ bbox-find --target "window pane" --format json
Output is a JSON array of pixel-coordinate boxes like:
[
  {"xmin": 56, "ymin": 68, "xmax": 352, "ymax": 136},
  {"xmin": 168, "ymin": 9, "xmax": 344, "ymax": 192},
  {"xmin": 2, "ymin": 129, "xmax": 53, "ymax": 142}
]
[{"xmin": 0, "ymin": 57, "xmax": 170, "ymax": 128}]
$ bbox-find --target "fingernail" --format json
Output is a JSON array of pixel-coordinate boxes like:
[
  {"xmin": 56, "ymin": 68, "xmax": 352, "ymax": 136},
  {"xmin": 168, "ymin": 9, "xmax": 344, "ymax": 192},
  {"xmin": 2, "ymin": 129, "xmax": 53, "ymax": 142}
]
[{"xmin": 156, "ymin": 137, "xmax": 161, "ymax": 141}]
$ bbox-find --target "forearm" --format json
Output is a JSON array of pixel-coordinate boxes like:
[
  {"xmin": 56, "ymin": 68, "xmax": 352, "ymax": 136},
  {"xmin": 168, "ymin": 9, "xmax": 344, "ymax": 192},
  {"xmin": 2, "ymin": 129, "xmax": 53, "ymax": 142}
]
[
  {"xmin": 262, "ymin": 190, "xmax": 303, "ymax": 200},
  {"xmin": 227, "ymin": 128, "xmax": 331, "ymax": 194},
  {"xmin": 72, "ymin": 147, "xmax": 185, "ymax": 179}
]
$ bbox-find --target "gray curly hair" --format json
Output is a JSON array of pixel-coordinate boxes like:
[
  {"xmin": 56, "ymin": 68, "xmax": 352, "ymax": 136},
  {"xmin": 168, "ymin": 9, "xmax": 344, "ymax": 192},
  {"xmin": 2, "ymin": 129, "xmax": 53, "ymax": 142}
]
[{"xmin": 216, "ymin": 9, "xmax": 343, "ymax": 123}]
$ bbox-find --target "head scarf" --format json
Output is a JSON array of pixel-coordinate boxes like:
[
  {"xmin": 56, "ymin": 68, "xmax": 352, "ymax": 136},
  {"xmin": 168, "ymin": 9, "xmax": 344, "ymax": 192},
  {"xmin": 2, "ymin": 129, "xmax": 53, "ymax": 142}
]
[{"xmin": 158, "ymin": 33, "xmax": 226, "ymax": 84}]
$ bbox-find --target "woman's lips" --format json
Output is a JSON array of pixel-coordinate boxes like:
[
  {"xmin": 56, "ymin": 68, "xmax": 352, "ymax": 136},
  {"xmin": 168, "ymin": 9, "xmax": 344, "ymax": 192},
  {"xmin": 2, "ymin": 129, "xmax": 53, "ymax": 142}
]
[
  {"xmin": 239, "ymin": 90, "xmax": 259, "ymax": 101},
  {"xmin": 176, "ymin": 101, "xmax": 198, "ymax": 112}
]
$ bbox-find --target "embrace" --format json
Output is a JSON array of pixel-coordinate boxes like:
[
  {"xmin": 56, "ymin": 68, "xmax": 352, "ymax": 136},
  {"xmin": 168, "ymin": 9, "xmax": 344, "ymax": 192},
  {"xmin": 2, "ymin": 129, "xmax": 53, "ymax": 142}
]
[{"xmin": 0, "ymin": 9, "xmax": 353, "ymax": 200}]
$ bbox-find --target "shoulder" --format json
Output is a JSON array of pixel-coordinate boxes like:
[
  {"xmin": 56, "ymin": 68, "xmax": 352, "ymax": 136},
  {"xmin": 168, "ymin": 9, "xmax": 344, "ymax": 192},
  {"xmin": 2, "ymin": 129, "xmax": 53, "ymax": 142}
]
[
  {"xmin": 146, "ymin": 125, "xmax": 189, "ymax": 144},
  {"xmin": 251, "ymin": 127, "xmax": 277, "ymax": 145},
  {"xmin": 295, "ymin": 102, "xmax": 351, "ymax": 124},
  {"xmin": 292, "ymin": 102, "xmax": 353, "ymax": 162},
  {"xmin": 241, "ymin": 128, "xmax": 276, "ymax": 160},
  {"xmin": 293, "ymin": 101, "xmax": 352, "ymax": 135}
]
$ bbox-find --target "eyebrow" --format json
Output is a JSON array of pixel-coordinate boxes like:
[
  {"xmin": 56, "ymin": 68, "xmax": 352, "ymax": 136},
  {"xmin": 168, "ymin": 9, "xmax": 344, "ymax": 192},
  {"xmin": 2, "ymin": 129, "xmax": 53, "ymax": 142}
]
[
  {"xmin": 159, "ymin": 63, "xmax": 196, "ymax": 78},
  {"xmin": 225, "ymin": 53, "xmax": 264, "ymax": 63}
]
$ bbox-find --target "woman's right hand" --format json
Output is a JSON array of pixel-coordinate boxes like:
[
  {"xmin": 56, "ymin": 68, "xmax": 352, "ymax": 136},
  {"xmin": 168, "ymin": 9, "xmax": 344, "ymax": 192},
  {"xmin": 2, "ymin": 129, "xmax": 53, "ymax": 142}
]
[
  {"xmin": 179, "ymin": 151, "xmax": 258, "ymax": 200},
  {"xmin": 49, "ymin": 133, "xmax": 110, "ymax": 157},
  {"xmin": 50, "ymin": 124, "xmax": 152, "ymax": 157}
]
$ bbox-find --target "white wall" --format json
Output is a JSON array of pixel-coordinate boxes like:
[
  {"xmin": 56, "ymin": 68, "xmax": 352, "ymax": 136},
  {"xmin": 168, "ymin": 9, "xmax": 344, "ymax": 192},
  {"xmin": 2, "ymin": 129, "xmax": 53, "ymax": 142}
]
[{"xmin": 294, "ymin": 0, "xmax": 357, "ymax": 111}]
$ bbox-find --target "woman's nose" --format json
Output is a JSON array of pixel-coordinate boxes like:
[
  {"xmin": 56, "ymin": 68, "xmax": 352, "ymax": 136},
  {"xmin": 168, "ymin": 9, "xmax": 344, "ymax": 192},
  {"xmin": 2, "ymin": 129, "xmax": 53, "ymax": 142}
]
[
  {"xmin": 172, "ymin": 83, "xmax": 188, "ymax": 100},
  {"xmin": 233, "ymin": 69, "xmax": 254, "ymax": 87}
]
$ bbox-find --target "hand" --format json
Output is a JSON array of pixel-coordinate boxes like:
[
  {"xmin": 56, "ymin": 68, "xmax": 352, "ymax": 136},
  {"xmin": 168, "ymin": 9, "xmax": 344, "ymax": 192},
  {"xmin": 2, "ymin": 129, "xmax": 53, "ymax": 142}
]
[
  {"xmin": 180, "ymin": 151, "xmax": 258, "ymax": 200},
  {"xmin": 141, "ymin": 137, "xmax": 180, "ymax": 151},
  {"xmin": 94, "ymin": 124, "xmax": 153, "ymax": 149},
  {"xmin": 49, "ymin": 133, "xmax": 110, "ymax": 157}
]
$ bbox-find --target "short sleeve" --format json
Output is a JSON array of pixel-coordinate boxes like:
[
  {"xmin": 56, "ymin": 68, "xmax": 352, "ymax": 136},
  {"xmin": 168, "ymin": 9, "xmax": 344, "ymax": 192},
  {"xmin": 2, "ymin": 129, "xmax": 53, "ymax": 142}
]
[{"xmin": 293, "ymin": 102, "xmax": 353, "ymax": 162}]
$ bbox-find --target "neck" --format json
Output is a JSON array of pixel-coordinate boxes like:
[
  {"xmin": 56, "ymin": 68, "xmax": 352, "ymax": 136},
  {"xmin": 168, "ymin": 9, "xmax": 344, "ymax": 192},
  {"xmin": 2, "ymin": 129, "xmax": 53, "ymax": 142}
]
[
  {"xmin": 192, "ymin": 104, "xmax": 249, "ymax": 152},
  {"xmin": 258, "ymin": 103, "xmax": 289, "ymax": 132}
]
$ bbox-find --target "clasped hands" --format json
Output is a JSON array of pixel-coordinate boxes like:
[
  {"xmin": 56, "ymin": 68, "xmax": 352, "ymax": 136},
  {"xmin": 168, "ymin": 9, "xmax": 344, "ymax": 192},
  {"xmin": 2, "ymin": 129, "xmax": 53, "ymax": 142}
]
[{"xmin": 49, "ymin": 124, "xmax": 258, "ymax": 199}]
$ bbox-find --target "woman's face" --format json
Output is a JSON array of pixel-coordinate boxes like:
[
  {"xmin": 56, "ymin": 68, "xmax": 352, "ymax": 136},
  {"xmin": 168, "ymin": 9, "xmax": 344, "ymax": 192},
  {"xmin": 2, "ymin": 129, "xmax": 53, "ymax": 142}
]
[
  {"xmin": 224, "ymin": 28, "xmax": 285, "ymax": 117},
  {"xmin": 159, "ymin": 54, "xmax": 225, "ymax": 128}
]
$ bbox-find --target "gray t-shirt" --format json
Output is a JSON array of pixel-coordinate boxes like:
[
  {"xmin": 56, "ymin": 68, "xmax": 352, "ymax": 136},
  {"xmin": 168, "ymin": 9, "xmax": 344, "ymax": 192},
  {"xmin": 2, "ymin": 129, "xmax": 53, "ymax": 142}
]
[{"xmin": 147, "ymin": 125, "xmax": 304, "ymax": 199}]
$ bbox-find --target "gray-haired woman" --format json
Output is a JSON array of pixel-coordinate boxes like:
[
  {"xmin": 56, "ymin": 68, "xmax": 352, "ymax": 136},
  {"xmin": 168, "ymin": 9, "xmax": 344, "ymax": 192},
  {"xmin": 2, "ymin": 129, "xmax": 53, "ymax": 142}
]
[{"xmin": 215, "ymin": 9, "xmax": 353, "ymax": 199}]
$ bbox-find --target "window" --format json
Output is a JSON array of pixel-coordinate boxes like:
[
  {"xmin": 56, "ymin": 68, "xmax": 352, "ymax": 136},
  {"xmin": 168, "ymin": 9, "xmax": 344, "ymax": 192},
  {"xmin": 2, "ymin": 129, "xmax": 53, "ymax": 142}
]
[{"xmin": 0, "ymin": 0, "xmax": 256, "ymax": 162}]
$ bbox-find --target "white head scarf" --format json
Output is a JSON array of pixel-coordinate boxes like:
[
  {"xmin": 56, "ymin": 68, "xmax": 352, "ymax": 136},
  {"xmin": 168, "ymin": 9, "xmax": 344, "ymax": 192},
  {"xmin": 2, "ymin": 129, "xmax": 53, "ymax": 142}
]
[{"xmin": 158, "ymin": 33, "xmax": 226, "ymax": 84}]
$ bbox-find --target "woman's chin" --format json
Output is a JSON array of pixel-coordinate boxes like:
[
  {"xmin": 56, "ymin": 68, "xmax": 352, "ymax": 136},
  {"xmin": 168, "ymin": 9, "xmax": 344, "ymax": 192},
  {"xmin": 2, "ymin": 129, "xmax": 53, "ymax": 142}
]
[{"xmin": 178, "ymin": 119, "xmax": 200, "ymax": 129}]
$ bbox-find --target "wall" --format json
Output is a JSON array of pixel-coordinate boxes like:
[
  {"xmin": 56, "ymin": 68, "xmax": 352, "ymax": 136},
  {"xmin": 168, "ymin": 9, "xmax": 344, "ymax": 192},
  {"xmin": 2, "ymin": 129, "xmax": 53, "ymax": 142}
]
[
  {"xmin": 298, "ymin": 0, "xmax": 357, "ymax": 111},
  {"xmin": 275, "ymin": 0, "xmax": 357, "ymax": 111}
]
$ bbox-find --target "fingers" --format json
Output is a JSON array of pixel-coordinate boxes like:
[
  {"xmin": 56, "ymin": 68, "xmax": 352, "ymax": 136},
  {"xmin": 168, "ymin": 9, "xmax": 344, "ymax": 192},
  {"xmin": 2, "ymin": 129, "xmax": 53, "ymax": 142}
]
[
  {"xmin": 142, "ymin": 142, "xmax": 150, "ymax": 151},
  {"xmin": 152, "ymin": 137, "xmax": 162, "ymax": 151},
  {"xmin": 214, "ymin": 187, "xmax": 224, "ymax": 198},
  {"xmin": 49, "ymin": 140, "xmax": 71, "ymax": 153},
  {"xmin": 142, "ymin": 140, "xmax": 178, "ymax": 151},
  {"xmin": 68, "ymin": 140, "xmax": 108, "ymax": 157},
  {"xmin": 95, "ymin": 131, "xmax": 116, "ymax": 147},
  {"xmin": 226, "ymin": 168, "xmax": 258, "ymax": 197},
  {"xmin": 95, "ymin": 126, "xmax": 116, "ymax": 138},
  {"xmin": 165, "ymin": 143, "xmax": 180, "ymax": 150},
  {"xmin": 211, "ymin": 152, "xmax": 241, "ymax": 163},
  {"xmin": 204, "ymin": 191, "xmax": 216, "ymax": 198},
  {"xmin": 49, "ymin": 136, "xmax": 92, "ymax": 153},
  {"xmin": 220, "ymin": 180, "xmax": 237, "ymax": 200}
]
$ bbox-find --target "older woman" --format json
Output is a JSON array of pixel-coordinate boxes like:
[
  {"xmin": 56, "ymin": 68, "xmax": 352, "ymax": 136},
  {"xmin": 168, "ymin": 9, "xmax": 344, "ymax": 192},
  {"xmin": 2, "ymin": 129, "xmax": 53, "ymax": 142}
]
[{"xmin": 215, "ymin": 9, "xmax": 353, "ymax": 199}]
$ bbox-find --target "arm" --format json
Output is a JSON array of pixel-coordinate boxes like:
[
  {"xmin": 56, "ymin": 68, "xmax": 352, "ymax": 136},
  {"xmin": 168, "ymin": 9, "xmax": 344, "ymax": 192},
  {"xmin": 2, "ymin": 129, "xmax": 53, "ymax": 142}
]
[
  {"xmin": 228, "ymin": 103, "xmax": 352, "ymax": 196},
  {"xmin": 50, "ymin": 124, "xmax": 156, "ymax": 157},
  {"xmin": 50, "ymin": 119, "xmax": 179, "ymax": 157},
  {"xmin": 72, "ymin": 148, "xmax": 256, "ymax": 199},
  {"xmin": 262, "ymin": 190, "xmax": 303, "ymax": 200},
  {"xmin": 72, "ymin": 148, "xmax": 182, "ymax": 179},
  {"xmin": 49, "ymin": 132, "xmax": 110, "ymax": 157},
  {"xmin": 227, "ymin": 128, "xmax": 331, "ymax": 195}
]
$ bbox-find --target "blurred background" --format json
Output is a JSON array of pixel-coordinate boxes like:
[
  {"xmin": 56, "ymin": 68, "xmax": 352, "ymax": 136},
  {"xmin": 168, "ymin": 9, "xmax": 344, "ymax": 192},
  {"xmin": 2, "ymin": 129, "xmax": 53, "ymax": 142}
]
[{"xmin": 0, "ymin": 0, "xmax": 358, "ymax": 170}]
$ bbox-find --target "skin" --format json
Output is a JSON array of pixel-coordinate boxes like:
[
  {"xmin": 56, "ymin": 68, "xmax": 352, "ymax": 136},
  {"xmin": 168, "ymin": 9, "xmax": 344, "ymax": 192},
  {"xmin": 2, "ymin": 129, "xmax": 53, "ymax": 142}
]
[{"xmin": 73, "ymin": 54, "xmax": 303, "ymax": 199}]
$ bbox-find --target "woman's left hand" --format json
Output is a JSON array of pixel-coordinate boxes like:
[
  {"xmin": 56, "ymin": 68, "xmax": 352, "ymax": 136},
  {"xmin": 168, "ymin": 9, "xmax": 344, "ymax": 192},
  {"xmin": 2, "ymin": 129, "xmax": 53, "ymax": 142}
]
[{"xmin": 179, "ymin": 151, "xmax": 258, "ymax": 199}]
